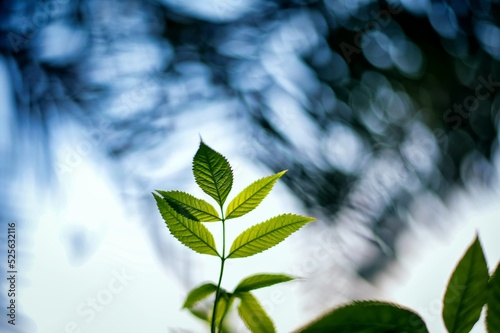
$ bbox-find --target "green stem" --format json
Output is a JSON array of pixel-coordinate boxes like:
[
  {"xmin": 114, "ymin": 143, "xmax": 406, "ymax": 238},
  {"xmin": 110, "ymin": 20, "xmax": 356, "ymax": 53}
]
[{"xmin": 211, "ymin": 209, "xmax": 226, "ymax": 333}]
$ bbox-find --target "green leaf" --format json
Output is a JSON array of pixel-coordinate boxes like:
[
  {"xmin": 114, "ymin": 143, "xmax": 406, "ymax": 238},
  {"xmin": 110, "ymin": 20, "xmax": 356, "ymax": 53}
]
[
  {"xmin": 237, "ymin": 292, "xmax": 276, "ymax": 333},
  {"xmin": 234, "ymin": 273, "xmax": 295, "ymax": 293},
  {"xmin": 156, "ymin": 190, "xmax": 220, "ymax": 222},
  {"xmin": 193, "ymin": 140, "xmax": 233, "ymax": 207},
  {"xmin": 487, "ymin": 262, "xmax": 500, "ymax": 333},
  {"xmin": 442, "ymin": 236, "xmax": 489, "ymax": 333},
  {"xmin": 182, "ymin": 283, "xmax": 218, "ymax": 308},
  {"xmin": 213, "ymin": 291, "xmax": 231, "ymax": 328},
  {"xmin": 153, "ymin": 193, "xmax": 219, "ymax": 256},
  {"xmin": 225, "ymin": 170, "xmax": 287, "ymax": 219},
  {"xmin": 228, "ymin": 214, "xmax": 315, "ymax": 259},
  {"xmin": 188, "ymin": 307, "xmax": 210, "ymax": 323},
  {"xmin": 293, "ymin": 301, "xmax": 429, "ymax": 333}
]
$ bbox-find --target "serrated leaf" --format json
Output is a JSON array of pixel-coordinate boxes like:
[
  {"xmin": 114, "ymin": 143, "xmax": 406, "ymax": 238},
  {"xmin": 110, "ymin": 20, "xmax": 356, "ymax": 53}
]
[
  {"xmin": 225, "ymin": 170, "xmax": 287, "ymax": 219},
  {"xmin": 182, "ymin": 283, "xmax": 218, "ymax": 308},
  {"xmin": 487, "ymin": 262, "xmax": 500, "ymax": 333},
  {"xmin": 156, "ymin": 190, "xmax": 220, "ymax": 222},
  {"xmin": 153, "ymin": 193, "xmax": 219, "ymax": 256},
  {"xmin": 228, "ymin": 214, "xmax": 315, "ymax": 259},
  {"xmin": 237, "ymin": 292, "xmax": 276, "ymax": 333},
  {"xmin": 234, "ymin": 273, "xmax": 295, "ymax": 293},
  {"xmin": 293, "ymin": 301, "xmax": 429, "ymax": 333},
  {"xmin": 442, "ymin": 236, "xmax": 489, "ymax": 333},
  {"xmin": 193, "ymin": 140, "xmax": 233, "ymax": 207}
]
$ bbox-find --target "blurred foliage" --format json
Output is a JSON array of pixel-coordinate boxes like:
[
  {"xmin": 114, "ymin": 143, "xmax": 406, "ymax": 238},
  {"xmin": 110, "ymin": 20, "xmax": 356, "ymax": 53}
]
[{"xmin": 1, "ymin": 0, "xmax": 499, "ymax": 284}]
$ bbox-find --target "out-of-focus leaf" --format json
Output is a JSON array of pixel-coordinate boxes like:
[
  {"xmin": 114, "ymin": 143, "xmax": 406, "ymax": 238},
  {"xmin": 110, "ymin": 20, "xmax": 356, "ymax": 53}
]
[
  {"xmin": 442, "ymin": 236, "xmax": 489, "ymax": 333},
  {"xmin": 234, "ymin": 273, "xmax": 295, "ymax": 293},
  {"xmin": 214, "ymin": 291, "xmax": 233, "ymax": 330},
  {"xmin": 294, "ymin": 301, "xmax": 428, "ymax": 333},
  {"xmin": 182, "ymin": 283, "xmax": 218, "ymax": 308},
  {"xmin": 487, "ymin": 262, "xmax": 500, "ymax": 333},
  {"xmin": 237, "ymin": 292, "xmax": 275, "ymax": 333}
]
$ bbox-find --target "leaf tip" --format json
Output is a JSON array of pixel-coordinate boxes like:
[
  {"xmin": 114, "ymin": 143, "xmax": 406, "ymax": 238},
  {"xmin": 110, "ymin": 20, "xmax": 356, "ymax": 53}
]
[{"xmin": 472, "ymin": 233, "xmax": 484, "ymax": 249}]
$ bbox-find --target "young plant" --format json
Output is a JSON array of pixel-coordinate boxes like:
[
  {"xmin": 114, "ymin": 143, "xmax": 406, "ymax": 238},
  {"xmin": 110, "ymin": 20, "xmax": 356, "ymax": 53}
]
[{"xmin": 153, "ymin": 140, "xmax": 315, "ymax": 333}]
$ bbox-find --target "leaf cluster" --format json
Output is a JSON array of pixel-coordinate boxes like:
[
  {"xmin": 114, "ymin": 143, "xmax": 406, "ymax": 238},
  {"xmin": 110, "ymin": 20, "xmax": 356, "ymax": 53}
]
[
  {"xmin": 183, "ymin": 273, "xmax": 294, "ymax": 333},
  {"xmin": 154, "ymin": 141, "xmax": 314, "ymax": 260},
  {"xmin": 153, "ymin": 140, "xmax": 315, "ymax": 332}
]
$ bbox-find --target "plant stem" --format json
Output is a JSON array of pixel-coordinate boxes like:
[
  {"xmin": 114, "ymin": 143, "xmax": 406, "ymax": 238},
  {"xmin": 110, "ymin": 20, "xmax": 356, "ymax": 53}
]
[
  {"xmin": 211, "ymin": 209, "xmax": 226, "ymax": 333},
  {"xmin": 211, "ymin": 257, "xmax": 226, "ymax": 332}
]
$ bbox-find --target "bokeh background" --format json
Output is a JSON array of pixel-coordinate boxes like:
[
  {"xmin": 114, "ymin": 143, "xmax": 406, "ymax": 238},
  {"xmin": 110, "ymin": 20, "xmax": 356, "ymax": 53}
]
[{"xmin": 1, "ymin": 0, "xmax": 500, "ymax": 332}]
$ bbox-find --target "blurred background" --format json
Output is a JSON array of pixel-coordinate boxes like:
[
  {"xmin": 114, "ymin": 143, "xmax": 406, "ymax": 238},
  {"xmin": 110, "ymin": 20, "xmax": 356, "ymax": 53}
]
[{"xmin": 1, "ymin": 0, "xmax": 500, "ymax": 332}]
